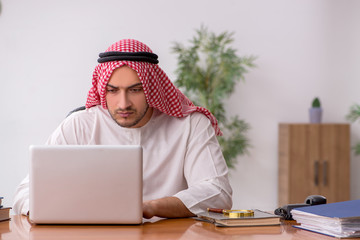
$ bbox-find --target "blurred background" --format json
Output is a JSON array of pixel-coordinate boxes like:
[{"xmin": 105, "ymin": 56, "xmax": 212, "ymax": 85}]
[{"xmin": 1, "ymin": 0, "xmax": 360, "ymax": 212}]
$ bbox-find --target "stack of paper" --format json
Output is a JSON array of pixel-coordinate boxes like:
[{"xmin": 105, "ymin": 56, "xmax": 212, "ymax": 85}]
[{"xmin": 291, "ymin": 199, "xmax": 360, "ymax": 238}]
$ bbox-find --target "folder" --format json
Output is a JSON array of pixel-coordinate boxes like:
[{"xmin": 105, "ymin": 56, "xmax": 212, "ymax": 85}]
[{"xmin": 291, "ymin": 199, "xmax": 360, "ymax": 238}]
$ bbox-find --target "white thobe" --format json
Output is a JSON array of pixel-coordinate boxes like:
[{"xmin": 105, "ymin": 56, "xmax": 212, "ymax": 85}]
[{"xmin": 13, "ymin": 105, "xmax": 232, "ymax": 215}]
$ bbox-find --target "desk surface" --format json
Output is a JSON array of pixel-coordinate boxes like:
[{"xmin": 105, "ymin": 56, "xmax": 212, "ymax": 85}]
[{"xmin": 0, "ymin": 215, "xmax": 356, "ymax": 240}]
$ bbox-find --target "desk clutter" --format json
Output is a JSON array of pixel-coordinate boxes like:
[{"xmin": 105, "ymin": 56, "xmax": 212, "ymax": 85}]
[
  {"xmin": 0, "ymin": 197, "xmax": 11, "ymax": 222},
  {"xmin": 291, "ymin": 199, "xmax": 360, "ymax": 238},
  {"xmin": 0, "ymin": 215, "xmax": 310, "ymax": 239}
]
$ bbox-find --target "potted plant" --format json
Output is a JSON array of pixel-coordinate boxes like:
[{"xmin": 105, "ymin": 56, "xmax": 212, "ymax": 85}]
[
  {"xmin": 172, "ymin": 26, "xmax": 256, "ymax": 168},
  {"xmin": 309, "ymin": 97, "xmax": 322, "ymax": 123}
]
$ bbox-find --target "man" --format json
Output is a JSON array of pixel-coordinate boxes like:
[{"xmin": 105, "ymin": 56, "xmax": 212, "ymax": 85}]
[{"xmin": 13, "ymin": 39, "xmax": 233, "ymax": 218}]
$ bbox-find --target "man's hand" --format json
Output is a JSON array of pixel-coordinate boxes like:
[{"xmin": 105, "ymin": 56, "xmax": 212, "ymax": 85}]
[{"xmin": 143, "ymin": 197, "xmax": 196, "ymax": 219}]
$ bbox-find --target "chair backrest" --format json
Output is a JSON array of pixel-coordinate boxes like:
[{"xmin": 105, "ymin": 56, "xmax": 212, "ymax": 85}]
[{"xmin": 66, "ymin": 106, "xmax": 86, "ymax": 117}]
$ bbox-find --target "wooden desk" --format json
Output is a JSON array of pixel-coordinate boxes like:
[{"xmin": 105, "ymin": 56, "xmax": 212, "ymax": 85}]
[{"xmin": 0, "ymin": 215, "xmax": 356, "ymax": 240}]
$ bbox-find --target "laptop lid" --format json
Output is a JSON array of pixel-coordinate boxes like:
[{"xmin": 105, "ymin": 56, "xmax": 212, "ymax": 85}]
[{"xmin": 29, "ymin": 145, "xmax": 143, "ymax": 224}]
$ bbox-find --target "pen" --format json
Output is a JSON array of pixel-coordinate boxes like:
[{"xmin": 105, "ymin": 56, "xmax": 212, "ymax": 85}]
[{"xmin": 207, "ymin": 208, "xmax": 227, "ymax": 213}]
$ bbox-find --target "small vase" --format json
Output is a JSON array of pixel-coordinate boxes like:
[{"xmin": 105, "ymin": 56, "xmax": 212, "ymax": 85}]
[{"xmin": 309, "ymin": 108, "xmax": 323, "ymax": 123}]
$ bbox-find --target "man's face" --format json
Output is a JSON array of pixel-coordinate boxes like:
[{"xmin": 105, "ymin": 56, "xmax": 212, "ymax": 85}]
[{"xmin": 106, "ymin": 66, "xmax": 153, "ymax": 128}]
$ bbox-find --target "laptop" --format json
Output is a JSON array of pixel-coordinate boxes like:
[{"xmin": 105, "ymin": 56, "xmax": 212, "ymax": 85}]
[{"xmin": 29, "ymin": 145, "xmax": 143, "ymax": 224}]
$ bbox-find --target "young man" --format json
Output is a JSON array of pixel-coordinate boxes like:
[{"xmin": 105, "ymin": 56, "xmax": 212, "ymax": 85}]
[{"xmin": 13, "ymin": 39, "xmax": 233, "ymax": 218}]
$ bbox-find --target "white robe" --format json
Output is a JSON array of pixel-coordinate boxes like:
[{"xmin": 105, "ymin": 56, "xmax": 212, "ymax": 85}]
[{"xmin": 13, "ymin": 105, "xmax": 232, "ymax": 215}]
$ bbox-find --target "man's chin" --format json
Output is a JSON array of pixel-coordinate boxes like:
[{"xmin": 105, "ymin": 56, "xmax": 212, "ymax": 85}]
[
  {"xmin": 114, "ymin": 117, "xmax": 143, "ymax": 128},
  {"xmin": 115, "ymin": 120, "xmax": 135, "ymax": 128}
]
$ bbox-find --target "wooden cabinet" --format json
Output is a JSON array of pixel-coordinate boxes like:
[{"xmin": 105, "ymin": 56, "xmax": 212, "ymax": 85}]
[{"xmin": 278, "ymin": 124, "xmax": 350, "ymax": 206}]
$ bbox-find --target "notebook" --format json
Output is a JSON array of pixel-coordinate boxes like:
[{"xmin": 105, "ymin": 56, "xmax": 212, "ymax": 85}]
[
  {"xmin": 29, "ymin": 145, "xmax": 143, "ymax": 224},
  {"xmin": 197, "ymin": 209, "xmax": 281, "ymax": 227}
]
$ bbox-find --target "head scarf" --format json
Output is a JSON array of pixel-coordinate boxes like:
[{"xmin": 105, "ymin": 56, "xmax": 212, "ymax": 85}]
[{"xmin": 86, "ymin": 39, "xmax": 222, "ymax": 136}]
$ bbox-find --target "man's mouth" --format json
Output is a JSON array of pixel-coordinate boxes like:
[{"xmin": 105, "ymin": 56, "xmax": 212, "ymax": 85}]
[{"xmin": 116, "ymin": 111, "xmax": 133, "ymax": 118}]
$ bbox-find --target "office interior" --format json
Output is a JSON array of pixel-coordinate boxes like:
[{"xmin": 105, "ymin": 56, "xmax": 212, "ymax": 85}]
[{"xmin": 0, "ymin": 0, "xmax": 359, "ymax": 213}]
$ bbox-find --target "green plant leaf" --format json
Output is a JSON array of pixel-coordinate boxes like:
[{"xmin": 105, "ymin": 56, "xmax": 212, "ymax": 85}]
[
  {"xmin": 353, "ymin": 143, "xmax": 360, "ymax": 156},
  {"xmin": 346, "ymin": 104, "xmax": 360, "ymax": 122},
  {"xmin": 172, "ymin": 26, "xmax": 256, "ymax": 168},
  {"xmin": 312, "ymin": 97, "xmax": 321, "ymax": 108}
]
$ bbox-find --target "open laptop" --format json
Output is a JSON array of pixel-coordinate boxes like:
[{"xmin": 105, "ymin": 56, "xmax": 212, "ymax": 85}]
[{"xmin": 29, "ymin": 145, "xmax": 143, "ymax": 224}]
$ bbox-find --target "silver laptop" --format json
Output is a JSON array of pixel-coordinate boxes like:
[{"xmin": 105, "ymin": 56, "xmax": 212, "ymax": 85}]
[{"xmin": 29, "ymin": 145, "xmax": 143, "ymax": 224}]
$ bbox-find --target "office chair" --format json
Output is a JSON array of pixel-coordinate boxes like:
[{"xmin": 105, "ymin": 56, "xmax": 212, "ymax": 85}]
[{"xmin": 66, "ymin": 106, "xmax": 86, "ymax": 117}]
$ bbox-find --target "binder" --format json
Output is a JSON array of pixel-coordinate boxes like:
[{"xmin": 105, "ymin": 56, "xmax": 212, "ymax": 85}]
[{"xmin": 291, "ymin": 199, "xmax": 360, "ymax": 238}]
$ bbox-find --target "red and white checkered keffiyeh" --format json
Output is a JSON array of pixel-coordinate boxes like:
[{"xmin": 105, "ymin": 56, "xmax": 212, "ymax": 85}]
[{"xmin": 85, "ymin": 39, "xmax": 222, "ymax": 136}]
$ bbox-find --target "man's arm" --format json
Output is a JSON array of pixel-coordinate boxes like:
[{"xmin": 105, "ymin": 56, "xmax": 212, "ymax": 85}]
[
  {"xmin": 171, "ymin": 113, "xmax": 233, "ymax": 214},
  {"xmin": 13, "ymin": 175, "xmax": 30, "ymax": 215},
  {"xmin": 143, "ymin": 197, "xmax": 196, "ymax": 219}
]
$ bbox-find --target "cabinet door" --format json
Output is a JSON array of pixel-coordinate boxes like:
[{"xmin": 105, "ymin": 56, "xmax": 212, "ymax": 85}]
[
  {"xmin": 320, "ymin": 124, "xmax": 350, "ymax": 203},
  {"xmin": 308, "ymin": 125, "xmax": 321, "ymax": 197},
  {"xmin": 287, "ymin": 125, "xmax": 314, "ymax": 203},
  {"xmin": 279, "ymin": 124, "xmax": 314, "ymax": 205}
]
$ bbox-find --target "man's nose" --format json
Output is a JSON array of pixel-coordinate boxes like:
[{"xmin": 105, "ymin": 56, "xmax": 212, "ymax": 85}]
[{"xmin": 117, "ymin": 91, "xmax": 132, "ymax": 110}]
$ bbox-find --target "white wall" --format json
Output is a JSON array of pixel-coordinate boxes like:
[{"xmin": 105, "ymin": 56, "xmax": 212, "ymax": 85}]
[{"xmin": 1, "ymin": 0, "xmax": 359, "ymax": 211}]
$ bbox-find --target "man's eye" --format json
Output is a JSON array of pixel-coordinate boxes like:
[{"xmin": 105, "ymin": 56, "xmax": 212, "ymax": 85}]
[
  {"xmin": 130, "ymin": 88, "xmax": 143, "ymax": 93},
  {"xmin": 106, "ymin": 88, "xmax": 117, "ymax": 93}
]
